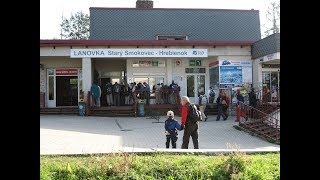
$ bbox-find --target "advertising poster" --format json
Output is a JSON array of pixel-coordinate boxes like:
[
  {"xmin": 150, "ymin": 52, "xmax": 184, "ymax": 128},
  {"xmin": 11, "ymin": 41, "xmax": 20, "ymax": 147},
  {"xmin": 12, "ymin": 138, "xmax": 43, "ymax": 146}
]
[
  {"xmin": 219, "ymin": 66, "xmax": 242, "ymax": 84},
  {"xmin": 219, "ymin": 60, "xmax": 252, "ymax": 85}
]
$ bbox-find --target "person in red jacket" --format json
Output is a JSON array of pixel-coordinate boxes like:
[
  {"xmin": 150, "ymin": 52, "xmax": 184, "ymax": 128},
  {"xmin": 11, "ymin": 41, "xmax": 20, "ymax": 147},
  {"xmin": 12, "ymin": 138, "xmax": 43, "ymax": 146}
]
[{"xmin": 180, "ymin": 96, "xmax": 199, "ymax": 149}]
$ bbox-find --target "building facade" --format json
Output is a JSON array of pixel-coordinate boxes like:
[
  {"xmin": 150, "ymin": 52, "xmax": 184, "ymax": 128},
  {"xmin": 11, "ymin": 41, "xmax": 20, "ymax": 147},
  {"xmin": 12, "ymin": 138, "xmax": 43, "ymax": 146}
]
[
  {"xmin": 40, "ymin": 1, "xmax": 264, "ymax": 108},
  {"xmin": 252, "ymin": 33, "xmax": 280, "ymax": 103}
]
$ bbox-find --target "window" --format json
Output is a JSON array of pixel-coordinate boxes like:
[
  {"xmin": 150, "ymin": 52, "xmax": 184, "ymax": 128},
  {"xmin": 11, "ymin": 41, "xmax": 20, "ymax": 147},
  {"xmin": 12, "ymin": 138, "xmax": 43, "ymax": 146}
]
[{"xmin": 157, "ymin": 35, "xmax": 187, "ymax": 40}]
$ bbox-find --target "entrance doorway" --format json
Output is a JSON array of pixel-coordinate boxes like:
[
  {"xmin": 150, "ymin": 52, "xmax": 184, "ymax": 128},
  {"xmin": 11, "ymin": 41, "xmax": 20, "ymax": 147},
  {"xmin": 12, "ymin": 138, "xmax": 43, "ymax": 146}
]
[
  {"xmin": 262, "ymin": 71, "xmax": 280, "ymax": 102},
  {"xmin": 187, "ymin": 74, "xmax": 206, "ymax": 104},
  {"xmin": 56, "ymin": 76, "xmax": 78, "ymax": 106}
]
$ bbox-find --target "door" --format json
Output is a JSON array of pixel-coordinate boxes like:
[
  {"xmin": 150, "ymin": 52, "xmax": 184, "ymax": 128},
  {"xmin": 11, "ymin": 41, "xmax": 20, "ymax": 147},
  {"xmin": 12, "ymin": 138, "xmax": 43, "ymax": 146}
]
[
  {"xmin": 56, "ymin": 76, "xmax": 78, "ymax": 106},
  {"xmin": 47, "ymin": 69, "xmax": 56, "ymax": 107},
  {"xmin": 187, "ymin": 74, "xmax": 206, "ymax": 104}
]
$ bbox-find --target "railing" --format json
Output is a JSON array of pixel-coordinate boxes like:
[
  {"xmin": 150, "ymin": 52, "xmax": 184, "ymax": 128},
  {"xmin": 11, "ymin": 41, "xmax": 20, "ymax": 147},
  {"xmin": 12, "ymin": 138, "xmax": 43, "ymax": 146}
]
[
  {"xmin": 237, "ymin": 101, "xmax": 280, "ymax": 143},
  {"xmin": 132, "ymin": 89, "xmax": 181, "ymax": 116},
  {"xmin": 40, "ymin": 92, "xmax": 45, "ymax": 108}
]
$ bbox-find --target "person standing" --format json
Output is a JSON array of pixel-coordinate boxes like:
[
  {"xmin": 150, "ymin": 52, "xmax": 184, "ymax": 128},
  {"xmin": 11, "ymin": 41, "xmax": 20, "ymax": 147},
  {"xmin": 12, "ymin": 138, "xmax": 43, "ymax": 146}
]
[
  {"xmin": 90, "ymin": 82, "xmax": 101, "ymax": 108},
  {"xmin": 198, "ymin": 94, "xmax": 208, "ymax": 121},
  {"xmin": 113, "ymin": 82, "xmax": 121, "ymax": 106},
  {"xmin": 154, "ymin": 83, "xmax": 161, "ymax": 104},
  {"xmin": 222, "ymin": 92, "xmax": 230, "ymax": 119},
  {"xmin": 105, "ymin": 82, "xmax": 113, "ymax": 106},
  {"xmin": 208, "ymin": 86, "xmax": 216, "ymax": 104},
  {"xmin": 249, "ymin": 88, "xmax": 257, "ymax": 108},
  {"xmin": 180, "ymin": 96, "xmax": 199, "ymax": 149},
  {"xmin": 236, "ymin": 89, "xmax": 248, "ymax": 121},
  {"xmin": 216, "ymin": 92, "xmax": 227, "ymax": 121},
  {"xmin": 143, "ymin": 82, "xmax": 150, "ymax": 105},
  {"xmin": 164, "ymin": 110, "xmax": 182, "ymax": 149}
]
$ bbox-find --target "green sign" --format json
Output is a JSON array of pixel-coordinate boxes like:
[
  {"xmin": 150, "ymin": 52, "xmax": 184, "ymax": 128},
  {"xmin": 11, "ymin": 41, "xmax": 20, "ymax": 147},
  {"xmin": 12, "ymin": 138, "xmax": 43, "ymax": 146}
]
[
  {"xmin": 189, "ymin": 60, "xmax": 201, "ymax": 66},
  {"xmin": 189, "ymin": 60, "xmax": 195, "ymax": 66},
  {"xmin": 152, "ymin": 60, "xmax": 158, "ymax": 67},
  {"xmin": 195, "ymin": 60, "xmax": 201, "ymax": 66}
]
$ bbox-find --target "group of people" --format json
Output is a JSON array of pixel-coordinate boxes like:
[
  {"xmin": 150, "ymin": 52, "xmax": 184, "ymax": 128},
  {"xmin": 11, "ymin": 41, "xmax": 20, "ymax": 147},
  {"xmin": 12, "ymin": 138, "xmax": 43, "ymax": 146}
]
[
  {"xmin": 90, "ymin": 80, "xmax": 181, "ymax": 108},
  {"xmin": 164, "ymin": 87, "xmax": 258, "ymax": 149}
]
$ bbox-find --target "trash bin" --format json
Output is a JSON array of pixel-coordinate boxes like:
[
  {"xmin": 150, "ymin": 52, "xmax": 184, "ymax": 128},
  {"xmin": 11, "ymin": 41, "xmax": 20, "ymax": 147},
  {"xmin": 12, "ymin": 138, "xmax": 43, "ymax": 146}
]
[
  {"xmin": 137, "ymin": 100, "xmax": 145, "ymax": 117},
  {"xmin": 78, "ymin": 99, "xmax": 86, "ymax": 116}
]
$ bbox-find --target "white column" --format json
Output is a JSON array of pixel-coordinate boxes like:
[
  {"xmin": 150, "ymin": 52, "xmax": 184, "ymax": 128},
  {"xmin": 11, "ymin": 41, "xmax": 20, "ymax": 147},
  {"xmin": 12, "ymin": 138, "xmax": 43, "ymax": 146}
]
[
  {"xmin": 166, "ymin": 59, "xmax": 173, "ymax": 84},
  {"xmin": 252, "ymin": 59, "xmax": 263, "ymax": 90},
  {"xmin": 82, "ymin": 58, "xmax": 92, "ymax": 101}
]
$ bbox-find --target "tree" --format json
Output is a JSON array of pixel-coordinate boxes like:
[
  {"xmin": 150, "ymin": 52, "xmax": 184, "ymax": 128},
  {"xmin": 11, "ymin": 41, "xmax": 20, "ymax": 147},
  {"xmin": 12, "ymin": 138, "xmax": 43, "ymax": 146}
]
[
  {"xmin": 60, "ymin": 11, "xmax": 90, "ymax": 40},
  {"xmin": 263, "ymin": 1, "xmax": 280, "ymax": 37}
]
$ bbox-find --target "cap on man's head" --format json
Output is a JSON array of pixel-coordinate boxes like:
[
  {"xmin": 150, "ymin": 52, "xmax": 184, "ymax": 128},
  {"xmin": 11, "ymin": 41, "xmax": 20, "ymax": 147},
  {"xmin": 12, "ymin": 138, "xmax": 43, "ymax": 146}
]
[
  {"xmin": 167, "ymin": 110, "xmax": 174, "ymax": 117},
  {"xmin": 181, "ymin": 96, "xmax": 190, "ymax": 103}
]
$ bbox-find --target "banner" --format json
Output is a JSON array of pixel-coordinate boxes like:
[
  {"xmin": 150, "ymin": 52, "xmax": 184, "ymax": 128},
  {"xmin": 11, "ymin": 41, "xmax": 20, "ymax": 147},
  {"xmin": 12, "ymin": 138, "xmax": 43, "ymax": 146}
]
[{"xmin": 71, "ymin": 49, "xmax": 208, "ymax": 58}]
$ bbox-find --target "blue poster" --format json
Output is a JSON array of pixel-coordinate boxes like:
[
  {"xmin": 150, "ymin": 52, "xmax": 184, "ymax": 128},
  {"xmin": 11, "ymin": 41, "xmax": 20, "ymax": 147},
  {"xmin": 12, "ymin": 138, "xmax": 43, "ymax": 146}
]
[{"xmin": 219, "ymin": 66, "xmax": 242, "ymax": 84}]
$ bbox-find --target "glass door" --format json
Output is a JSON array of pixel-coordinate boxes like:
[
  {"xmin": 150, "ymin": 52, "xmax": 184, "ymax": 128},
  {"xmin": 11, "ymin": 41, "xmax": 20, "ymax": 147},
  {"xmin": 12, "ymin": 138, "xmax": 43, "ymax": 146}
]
[
  {"xmin": 187, "ymin": 74, "xmax": 205, "ymax": 104},
  {"xmin": 47, "ymin": 69, "xmax": 56, "ymax": 107}
]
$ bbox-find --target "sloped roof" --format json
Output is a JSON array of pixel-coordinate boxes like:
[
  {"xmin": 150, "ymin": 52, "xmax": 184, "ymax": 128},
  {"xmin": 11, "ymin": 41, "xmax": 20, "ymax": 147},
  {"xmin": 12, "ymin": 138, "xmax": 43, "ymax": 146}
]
[
  {"xmin": 252, "ymin": 33, "xmax": 280, "ymax": 59},
  {"xmin": 90, "ymin": 8, "xmax": 261, "ymax": 41}
]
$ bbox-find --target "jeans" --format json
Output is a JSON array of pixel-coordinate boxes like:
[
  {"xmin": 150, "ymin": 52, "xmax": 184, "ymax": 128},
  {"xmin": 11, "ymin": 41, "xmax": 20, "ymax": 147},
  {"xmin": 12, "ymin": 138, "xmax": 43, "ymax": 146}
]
[
  {"xmin": 92, "ymin": 96, "xmax": 100, "ymax": 108},
  {"xmin": 216, "ymin": 105, "xmax": 227, "ymax": 120},
  {"xmin": 106, "ymin": 94, "xmax": 113, "ymax": 106},
  {"xmin": 166, "ymin": 135, "xmax": 178, "ymax": 148}
]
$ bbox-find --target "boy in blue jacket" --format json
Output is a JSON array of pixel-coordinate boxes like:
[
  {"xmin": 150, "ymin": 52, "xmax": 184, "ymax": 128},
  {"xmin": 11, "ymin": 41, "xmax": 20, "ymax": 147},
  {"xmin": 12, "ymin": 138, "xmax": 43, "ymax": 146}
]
[{"xmin": 165, "ymin": 110, "xmax": 182, "ymax": 148}]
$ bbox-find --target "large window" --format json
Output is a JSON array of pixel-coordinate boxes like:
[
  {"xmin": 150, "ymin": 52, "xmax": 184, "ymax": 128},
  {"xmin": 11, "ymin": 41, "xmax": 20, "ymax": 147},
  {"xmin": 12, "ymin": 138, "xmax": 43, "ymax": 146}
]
[
  {"xmin": 262, "ymin": 71, "xmax": 280, "ymax": 102},
  {"xmin": 134, "ymin": 77, "xmax": 165, "ymax": 97}
]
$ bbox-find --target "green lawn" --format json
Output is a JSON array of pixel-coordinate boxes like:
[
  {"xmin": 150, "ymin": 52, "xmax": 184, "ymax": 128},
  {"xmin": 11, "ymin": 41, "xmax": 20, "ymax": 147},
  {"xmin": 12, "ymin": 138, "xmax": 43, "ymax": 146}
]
[{"xmin": 41, "ymin": 152, "xmax": 279, "ymax": 180}]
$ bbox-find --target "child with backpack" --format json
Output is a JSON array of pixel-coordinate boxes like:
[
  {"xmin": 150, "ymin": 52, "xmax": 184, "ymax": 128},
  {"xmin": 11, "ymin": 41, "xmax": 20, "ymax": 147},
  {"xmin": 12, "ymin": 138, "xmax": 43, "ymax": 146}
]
[{"xmin": 164, "ymin": 110, "xmax": 182, "ymax": 149}]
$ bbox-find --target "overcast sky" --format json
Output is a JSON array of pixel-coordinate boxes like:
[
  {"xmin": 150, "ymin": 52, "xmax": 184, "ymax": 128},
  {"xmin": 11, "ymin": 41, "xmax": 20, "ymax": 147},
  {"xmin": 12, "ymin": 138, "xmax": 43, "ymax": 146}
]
[{"xmin": 40, "ymin": 0, "xmax": 276, "ymax": 39}]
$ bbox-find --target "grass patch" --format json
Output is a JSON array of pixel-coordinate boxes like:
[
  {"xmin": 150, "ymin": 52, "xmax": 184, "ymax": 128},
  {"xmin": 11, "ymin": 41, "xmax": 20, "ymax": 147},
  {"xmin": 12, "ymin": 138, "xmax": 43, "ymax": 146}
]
[{"xmin": 41, "ymin": 152, "xmax": 279, "ymax": 179}]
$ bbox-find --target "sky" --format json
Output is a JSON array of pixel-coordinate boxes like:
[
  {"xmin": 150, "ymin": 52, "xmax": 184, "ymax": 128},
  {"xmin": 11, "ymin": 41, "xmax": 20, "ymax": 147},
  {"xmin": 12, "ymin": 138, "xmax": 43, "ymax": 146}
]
[{"xmin": 40, "ymin": 0, "xmax": 277, "ymax": 39}]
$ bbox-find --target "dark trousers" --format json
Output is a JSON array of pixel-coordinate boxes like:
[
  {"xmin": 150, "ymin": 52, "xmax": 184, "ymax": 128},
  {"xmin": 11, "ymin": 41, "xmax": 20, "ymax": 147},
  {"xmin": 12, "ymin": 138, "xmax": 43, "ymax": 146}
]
[
  {"xmin": 114, "ymin": 93, "xmax": 120, "ymax": 106},
  {"xmin": 181, "ymin": 122, "xmax": 199, "ymax": 149},
  {"xmin": 166, "ymin": 135, "xmax": 178, "ymax": 148},
  {"xmin": 217, "ymin": 105, "xmax": 227, "ymax": 120}
]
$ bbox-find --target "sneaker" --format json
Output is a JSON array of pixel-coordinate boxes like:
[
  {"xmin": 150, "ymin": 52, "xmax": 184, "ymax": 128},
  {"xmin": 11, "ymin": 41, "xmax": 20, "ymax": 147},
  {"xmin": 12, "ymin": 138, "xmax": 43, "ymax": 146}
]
[
  {"xmin": 223, "ymin": 117, "xmax": 228, "ymax": 121},
  {"xmin": 216, "ymin": 119, "xmax": 220, "ymax": 121},
  {"xmin": 205, "ymin": 118, "xmax": 208, "ymax": 121}
]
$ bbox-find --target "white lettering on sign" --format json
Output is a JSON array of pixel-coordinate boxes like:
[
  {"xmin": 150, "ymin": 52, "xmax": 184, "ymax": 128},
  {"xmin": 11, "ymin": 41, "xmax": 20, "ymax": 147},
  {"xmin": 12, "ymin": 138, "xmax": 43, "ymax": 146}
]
[
  {"xmin": 70, "ymin": 49, "xmax": 208, "ymax": 58},
  {"xmin": 56, "ymin": 69, "xmax": 78, "ymax": 75}
]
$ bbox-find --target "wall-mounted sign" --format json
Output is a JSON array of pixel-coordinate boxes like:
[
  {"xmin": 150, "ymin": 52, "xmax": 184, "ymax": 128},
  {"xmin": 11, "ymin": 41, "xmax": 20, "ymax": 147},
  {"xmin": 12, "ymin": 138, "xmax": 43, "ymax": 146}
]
[
  {"xmin": 56, "ymin": 69, "xmax": 78, "ymax": 76},
  {"xmin": 132, "ymin": 60, "xmax": 166, "ymax": 67},
  {"xmin": 189, "ymin": 60, "xmax": 202, "ymax": 66},
  {"xmin": 71, "ymin": 49, "xmax": 208, "ymax": 58},
  {"xmin": 185, "ymin": 68, "xmax": 206, "ymax": 73}
]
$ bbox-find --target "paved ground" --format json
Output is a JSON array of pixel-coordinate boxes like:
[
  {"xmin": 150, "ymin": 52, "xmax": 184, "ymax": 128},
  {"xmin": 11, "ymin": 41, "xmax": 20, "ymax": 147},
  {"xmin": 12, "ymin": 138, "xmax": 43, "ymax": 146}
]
[{"xmin": 40, "ymin": 115, "xmax": 280, "ymax": 155}]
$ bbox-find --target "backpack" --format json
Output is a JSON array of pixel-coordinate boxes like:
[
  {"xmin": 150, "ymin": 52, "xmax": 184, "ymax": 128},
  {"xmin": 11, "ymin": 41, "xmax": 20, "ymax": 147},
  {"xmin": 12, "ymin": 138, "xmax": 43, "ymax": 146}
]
[
  {"xmin": 201, "ymin": 96, "xmax": 207, "ymax": 105},
  {"xmin": 209, "ymin": 89, "xmax": 215, "ymax": 97},
  {"xmin": 106, "ymin": 85, "xmax": 112, "ymax": 94},
  {"xmin": 187, "ymin": 104, "xmax": 202, "ymax": 122}
]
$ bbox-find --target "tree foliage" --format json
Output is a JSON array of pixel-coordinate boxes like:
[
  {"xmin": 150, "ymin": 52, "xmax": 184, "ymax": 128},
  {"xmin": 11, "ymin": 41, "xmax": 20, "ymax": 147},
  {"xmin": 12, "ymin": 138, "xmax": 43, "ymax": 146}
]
[
  {"xmin": 60, "ymin": 11, "xmax": 90, "ymax": 40},
  {"xmin": 263, "ymin": 1, "xmax": 280, "ymax": 37}
]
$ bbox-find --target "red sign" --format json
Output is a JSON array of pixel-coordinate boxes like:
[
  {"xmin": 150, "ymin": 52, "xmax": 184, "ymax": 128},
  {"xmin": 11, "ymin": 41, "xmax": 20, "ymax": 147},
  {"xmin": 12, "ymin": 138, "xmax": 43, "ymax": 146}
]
[
  {"xmin": 209, "ymin": 61, "xmax": 219, "ymax": 67},
  {"xmin": 56, "ymin": 69, "xmax": 78, "ymax": 75}
]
